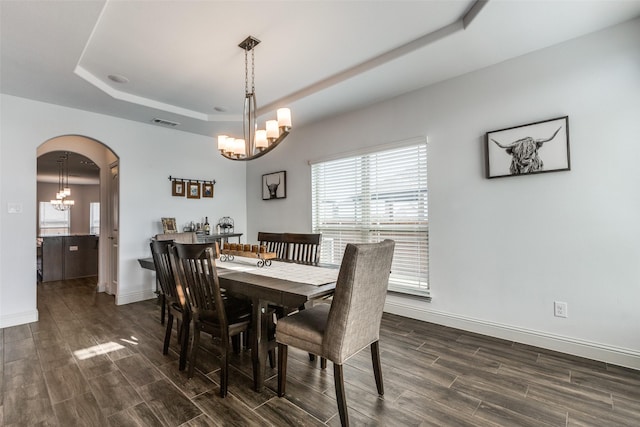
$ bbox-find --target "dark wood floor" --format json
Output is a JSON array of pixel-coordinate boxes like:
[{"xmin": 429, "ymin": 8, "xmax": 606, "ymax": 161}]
[{"xmin": 1, "ymin": 277, "xmax": 639, "ymax": 426}]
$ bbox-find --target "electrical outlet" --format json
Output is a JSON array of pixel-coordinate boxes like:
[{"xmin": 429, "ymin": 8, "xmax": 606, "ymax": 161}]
[{"xmin": 554, "ymin": 301, "xmax": 568, "ymax": 318}]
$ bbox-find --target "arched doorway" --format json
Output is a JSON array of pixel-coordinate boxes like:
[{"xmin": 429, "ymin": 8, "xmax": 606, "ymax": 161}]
[{"xmin": 37, "ymin": 135, "xmax": 119, "ymax": 297}]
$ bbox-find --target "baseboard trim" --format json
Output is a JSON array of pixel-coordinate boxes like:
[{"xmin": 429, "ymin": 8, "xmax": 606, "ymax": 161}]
[
  {"xmin": 0, "ymin": 309, "xmax": 38, "ymax": 328},
  {"xmin": 116, "ymin": 288, "xmax": 157, "ymax": 306},
  {"xmin": 384, "ymin": 298, "xmax": 640, "ymax": 371}
]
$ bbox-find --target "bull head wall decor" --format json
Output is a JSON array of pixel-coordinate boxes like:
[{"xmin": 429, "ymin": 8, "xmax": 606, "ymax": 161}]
[
  {"xmin": 262, "ymin": 171, "xmax": 287, "ymax": 200},
  {"xmin": 485, "ymin": 116, "xmax": 570, "ymax": 179}
]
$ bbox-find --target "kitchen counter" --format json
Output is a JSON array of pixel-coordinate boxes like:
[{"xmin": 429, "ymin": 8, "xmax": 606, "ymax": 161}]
[{"xmin": 40, "ymin": 234, "xmax": 98, "ymax": 282}]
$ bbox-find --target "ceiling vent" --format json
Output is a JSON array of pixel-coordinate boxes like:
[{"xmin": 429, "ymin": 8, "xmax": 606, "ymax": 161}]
[{"xmin": 152, "ymin": 118, "xmax": 180, "ymax": 127}]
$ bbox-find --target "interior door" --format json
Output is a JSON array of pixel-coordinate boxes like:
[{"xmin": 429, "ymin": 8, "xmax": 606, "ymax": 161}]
[{"xmin": 108, "ymin": 162, "xmax": 119, "ymax": 295}]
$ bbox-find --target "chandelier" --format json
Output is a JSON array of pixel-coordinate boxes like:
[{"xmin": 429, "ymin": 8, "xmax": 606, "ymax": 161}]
[
  {"xmin": 50, "ymin": 152, "xmax": 75, "ymax": 211},
  {"xmin": 217, "ymin": 36, "xmax": 292, "ymax": 161}
]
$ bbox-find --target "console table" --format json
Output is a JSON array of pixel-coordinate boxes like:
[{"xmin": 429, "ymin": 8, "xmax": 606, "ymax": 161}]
[{"xmin": 197, "ymin": 232, "xmax": 243, "ymax": 245}]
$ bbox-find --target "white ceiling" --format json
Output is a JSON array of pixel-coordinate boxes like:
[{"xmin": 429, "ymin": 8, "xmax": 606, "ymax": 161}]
[{"xmin": 2, "ymin": 0, "xmax": 640, "ymax": 141}]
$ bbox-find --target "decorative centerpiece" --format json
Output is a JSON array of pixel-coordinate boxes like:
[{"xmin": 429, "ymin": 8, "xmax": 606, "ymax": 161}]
[
  {"xmin": 217, "ymin": 216, "xmax": 234, "ymax": 234},
  {"xmin": 219, "ymin": 242, "xmax": 276, "ymax": 267}
]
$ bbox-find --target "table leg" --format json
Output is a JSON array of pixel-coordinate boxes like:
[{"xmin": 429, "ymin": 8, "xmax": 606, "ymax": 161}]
[{"xmin": 251, "ymin": 299, "xmax": 269, "ymax": 392}]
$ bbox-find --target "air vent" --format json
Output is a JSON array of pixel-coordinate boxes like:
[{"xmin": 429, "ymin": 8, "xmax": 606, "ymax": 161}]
[{"xmin": 152, "ymin": 118, "xmax": 180, "ymax": 127}]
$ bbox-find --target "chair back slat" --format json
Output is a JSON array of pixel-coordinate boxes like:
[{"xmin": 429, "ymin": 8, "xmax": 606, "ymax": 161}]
[
  {"xmin": 170, "ymin": 242, "xmax": 227, "ymax": 332},
  {"xmin": 323, "ymin": 240, "xmax": 395, "ymax": 364}
]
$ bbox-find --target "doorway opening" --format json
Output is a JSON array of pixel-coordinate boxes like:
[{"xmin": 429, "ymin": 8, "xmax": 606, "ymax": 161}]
[{"xmin": 37, "ymin": 135, "xmax": 119, "ymax": 298}]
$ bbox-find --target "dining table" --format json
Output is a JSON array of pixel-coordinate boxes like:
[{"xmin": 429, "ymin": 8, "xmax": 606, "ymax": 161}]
[{"xmin": 138, "ymin": 255, "xmax": 337, "ymax": 392}]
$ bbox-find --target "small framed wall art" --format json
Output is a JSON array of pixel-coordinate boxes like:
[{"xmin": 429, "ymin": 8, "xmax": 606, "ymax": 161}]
[
  {"xmin": 202, "ymin": 182, "xmax": 214, "ymax": 198},
  {"xmin": 262, "ymin": 171, "xmax": 286, "ymax": 200},
  {"xmin": 172, "ymin": 180, "xmax": 185, "ymax": 196},
  {"xmin": 187, "ymin": 181, "xmax": 201, "ymax": 199},
  {"xmin": 485, "ymin": 116, "xmax": 570, "ymax": 179}
]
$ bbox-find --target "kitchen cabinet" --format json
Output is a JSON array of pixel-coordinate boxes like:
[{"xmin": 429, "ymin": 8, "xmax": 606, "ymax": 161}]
[{"xmin": 40, "ymin": 235, "xmax": 98, "ymax": 282}]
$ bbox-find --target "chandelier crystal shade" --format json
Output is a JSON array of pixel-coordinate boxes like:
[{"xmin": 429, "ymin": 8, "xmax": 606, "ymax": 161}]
[
  {"xmin": 218, "ymin": 36, "xmax": 292, "ymax": 161},
  {"xmin": 50, "ymin": 152, "xmax": 75, "ymax": 211}
]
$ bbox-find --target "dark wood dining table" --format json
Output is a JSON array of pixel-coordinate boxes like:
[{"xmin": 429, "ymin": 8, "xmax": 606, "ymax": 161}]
[{"xmin": 138, "ymin": 257, "xmax": 336, "ymax": 392}]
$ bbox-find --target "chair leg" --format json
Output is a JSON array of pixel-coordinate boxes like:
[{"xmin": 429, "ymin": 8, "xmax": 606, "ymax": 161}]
[
  {"xmin": 163, "ymin": 313, "xmax": 173, "ymax": 355},
  {"xmin": 178, "ymin": 316, "xmax": 190, "ymax": 371},
  {"xmin": 160, "ymin": 293, "xmax": 166, "ymax": 325},
  {"xmin": 220, "ymin": 348, "xmax": 229, "ymax": 397},
  {"xmin": 333, "ymin": 363, "xmax": 349, "ymax": 427},
  {"xmin": 231, "ymin": 335, "xmax": 241, "ymax": 354},
  {"xmin": 277, "ymin": 343, "xmax": 288, "ymax": 397},
  {"xmin": 268, "ymin": 348, "xmax": 276, "ymax": 369},
  {"xmin": 371, "ymin": 341, "xmax": 384, "ymax": 395},
  {"xmin": 188, "ymin": 325, "xmax": 199, "ymax": 379}
]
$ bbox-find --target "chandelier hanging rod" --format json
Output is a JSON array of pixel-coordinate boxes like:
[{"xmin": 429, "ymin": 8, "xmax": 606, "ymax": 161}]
[{"xmin": 50, "ymin": 152, "xmax": 75, "ymax": 211}]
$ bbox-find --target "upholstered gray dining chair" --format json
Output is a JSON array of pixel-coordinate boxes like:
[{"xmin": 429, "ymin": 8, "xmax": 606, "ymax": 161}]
[{"xmin": 276, "ymin": 239, "xmax": 395, "ymax": 427}]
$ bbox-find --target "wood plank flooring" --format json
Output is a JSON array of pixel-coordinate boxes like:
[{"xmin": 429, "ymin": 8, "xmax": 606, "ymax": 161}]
[{"xmin": 1, "ymin": 277, "xmax": 639, "ymax": 426}]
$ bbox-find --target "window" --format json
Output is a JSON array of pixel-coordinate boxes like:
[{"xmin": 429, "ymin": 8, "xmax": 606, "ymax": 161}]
[
  {"xmin": 311, "ymin": 138, "xmax": 429, "ymax": 297},
  {"xmin": 39, "ymin": 202, "xmax": 70, "ymax": 236},
  {"xmin": 90, "ymin": 202, "xmax": 100, "ymax": 235}
]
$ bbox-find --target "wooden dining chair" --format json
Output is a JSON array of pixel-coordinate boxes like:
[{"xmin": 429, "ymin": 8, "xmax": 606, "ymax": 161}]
[
  {"xmin": 257, "ymin": 231, "xmax": 289, "ymax": 259},
  {"xmin": 276, "ymin": 240, "xmax": 395, "ymax": 427},
  {"xmin": 151, "ymin": 232, "xmax": 198, "ymax": 324},
  {"xmin": 284, "ymin": 233, "xmax": 321, "ymax": 264},
  {"xmin": 259, "ymin": 232, "xmax": 324, "ymax": 366},
  {"xmin": 170, "ymin": 242, "xmax": 252, "ymax": 396},
  {"xmin": 149, "ymin": 239, "xmax": 190, "ymax": 370}
]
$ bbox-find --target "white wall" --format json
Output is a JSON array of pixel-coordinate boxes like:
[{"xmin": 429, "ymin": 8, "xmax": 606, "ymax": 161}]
[
  {"xmin": 247, "ymin": 19, "xmax": 640, "ymax": 368},
  {"xmin": 0, "ymin": 98, "xmax": 247, "ymax": 326}
]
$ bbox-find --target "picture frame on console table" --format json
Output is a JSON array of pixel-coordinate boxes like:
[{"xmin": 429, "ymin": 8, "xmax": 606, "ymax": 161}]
[{"xmin": 161, "ymin": 217, "xmax": 177, "ymax": 234}]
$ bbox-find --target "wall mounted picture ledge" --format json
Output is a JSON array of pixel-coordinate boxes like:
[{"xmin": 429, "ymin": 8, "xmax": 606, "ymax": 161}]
[
  {"xmin": 485, "ymin": 116, "xmax": 570, "ymax": 179},
  {"xmin": 262, "ymin": 171, "xmax": 286, "ymax": 200}
]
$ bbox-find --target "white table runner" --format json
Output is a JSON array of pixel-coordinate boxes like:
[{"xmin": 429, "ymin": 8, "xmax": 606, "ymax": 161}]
[{"xmin": 216, "ymin": 257, "xmax": 338, "ymax": 286}]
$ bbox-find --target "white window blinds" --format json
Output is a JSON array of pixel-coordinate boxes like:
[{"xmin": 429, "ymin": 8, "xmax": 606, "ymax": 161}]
[{"xmin": 311, "ymin": 139, "xmax": 429, "ymax": 297}]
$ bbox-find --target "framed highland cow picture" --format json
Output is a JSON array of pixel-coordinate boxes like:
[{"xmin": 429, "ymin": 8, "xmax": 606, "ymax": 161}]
[
  {"xmin": 485, "ymin": 116, "xmax": 570, "ymax": 179},
  {"xmin": 262, "ymin": 171, "xmax": 286, "ymax": 200}
]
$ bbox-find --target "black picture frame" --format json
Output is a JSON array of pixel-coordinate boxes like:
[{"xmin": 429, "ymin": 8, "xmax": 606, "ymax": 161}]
[
  {"xmin": 262, "ymin": 171, "xmax": 286, "ymax": 200},
  {"xmin": 485, "ymin": 116, "xmax": 570, "ymax": 179}
]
